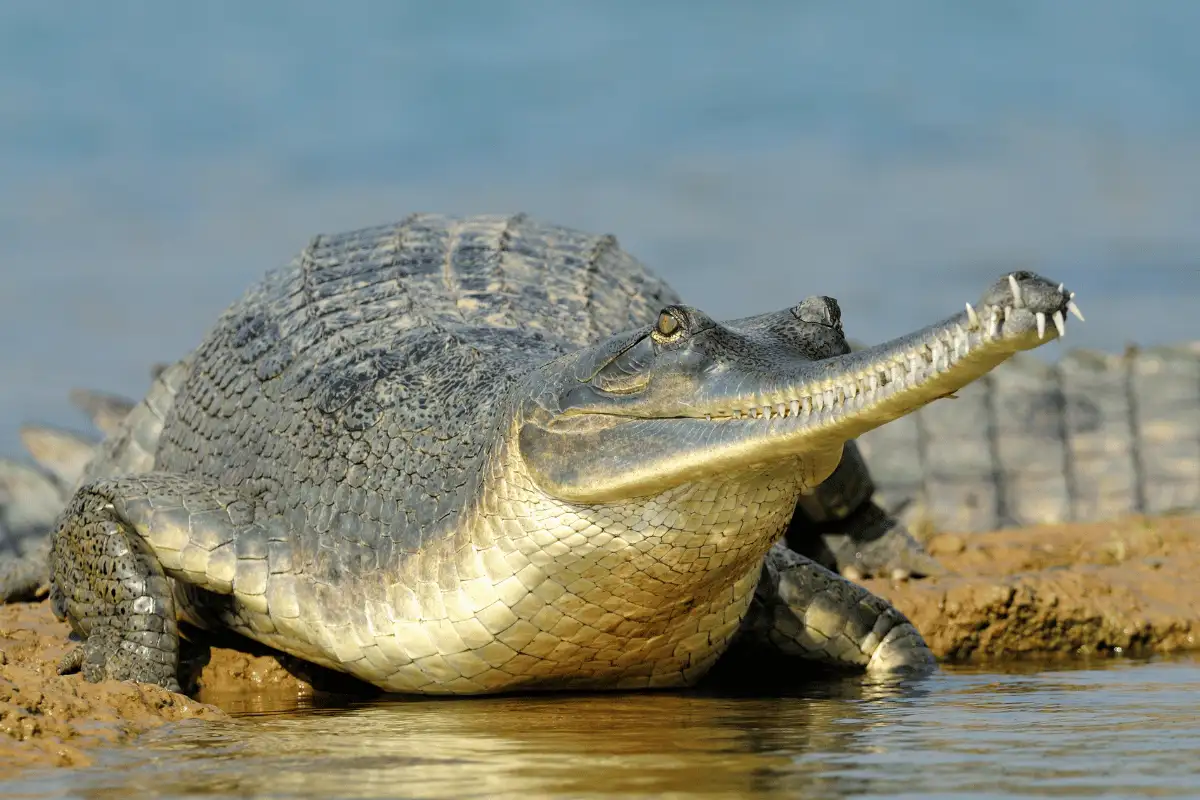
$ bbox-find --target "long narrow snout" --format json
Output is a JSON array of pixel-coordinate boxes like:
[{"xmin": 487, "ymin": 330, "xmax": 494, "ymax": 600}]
[
  {"xmin": 521, "ymin": 272, "xmax": 1083, "ymax": 503},
  {"xmin": 695, "ymin": 272, "xmax": 1083, "ymax": 439}
]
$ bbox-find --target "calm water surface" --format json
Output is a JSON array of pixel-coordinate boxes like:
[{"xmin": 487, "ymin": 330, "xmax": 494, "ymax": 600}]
[{"xmin": 5, "ymin": 656, "xmax": 1199, "ymax": 799}]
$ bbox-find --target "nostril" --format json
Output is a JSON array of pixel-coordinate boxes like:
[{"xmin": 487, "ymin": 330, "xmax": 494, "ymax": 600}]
[{"xmin": 792, "ymin": 295, "xmax": 844, "ymax": 333}]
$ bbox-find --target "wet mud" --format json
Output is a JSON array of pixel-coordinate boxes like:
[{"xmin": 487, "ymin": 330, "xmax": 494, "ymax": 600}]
[
  {"xmin": 867, "ymin": 514, "xmax": 1200, "ymax": 661},
  {"xmin": 0, "ymin": 601, "xmax": 224, "ymax": 771},
  {"xmin": 1, "ymin": 514, "xmax": 1197, "ymax": 773}
]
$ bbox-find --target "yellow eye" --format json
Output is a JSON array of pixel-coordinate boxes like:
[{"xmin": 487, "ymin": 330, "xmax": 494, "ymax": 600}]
[{"xmin": 655, "ymin": 310, "xmax": 681, "ymax": 339}]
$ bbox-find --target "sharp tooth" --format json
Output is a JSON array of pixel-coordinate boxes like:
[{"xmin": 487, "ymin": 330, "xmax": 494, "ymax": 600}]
[
  {"xmin": 775, "ymin": 403, "xmax": 787, "ymax": 418},
  {"xmin": 801, "ymin": 397, "xmax": 812, "ymax": 414},
  {"xmin": 845, "ymin": 383, "xmax": 856, "ymax": 400},
  {"xmin": 1053, "ymin": 310, "xmax": 1066, "ymax": 337},
  {"xmin": 989, "ymin": 308, "xmax": 1000, "ymax": 338},
  {"xmin": 733, "ymin": 409, "xmax": 742, "ymax": 419},
  {"xmin": 869, "ymin": 374, "xmax": 879, "ymax": 392},
  {"xmin": 813, "ymin": 393, "xmax": 824, "ymax": 412},
  {"xmin": 762, "ymin": 406, "xmax": 771, "ymax": 420},
  {"xmin": 965, "ymin": 302, "xmax": 979, "ymax": 329},
  {"xmin": 705, "ymin": 414, "xmax": 712, "ymax": 421},
  {"xmin": 1008, "ymin": 274, "xmax": 1023, "ymax": 307},
  {"xmin": 1036, "ymin": 311, "xmax": 1046, "ymax": 339},
  {"xmin": 1057, "ymin": 282, "xmax": 1065, "ymax": 293},
  {"xmin": 930, "ymin": 340, "xmax": 944, "ymax": 369},
  {"xmin": 790, "ymin": 399, "xmax": 800, "ymax": 416},
  {"xmin": 1067, "ymin": 301, "xmax": 1085, "ymax": 322},
  {"xmin": 824, "ymin": 389, "xmax": 836, "ymax": 408}
]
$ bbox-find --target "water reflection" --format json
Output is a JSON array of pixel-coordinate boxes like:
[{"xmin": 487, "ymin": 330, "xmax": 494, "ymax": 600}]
[{"xmin": 6, "ymin": 656, "xmax": 1199, "ymax": 799}]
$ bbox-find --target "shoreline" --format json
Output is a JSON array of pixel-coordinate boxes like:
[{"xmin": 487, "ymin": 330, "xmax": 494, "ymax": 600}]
[{"xmin": 2, "ymin": 514, "xmax": 1197, "ymax": 773}]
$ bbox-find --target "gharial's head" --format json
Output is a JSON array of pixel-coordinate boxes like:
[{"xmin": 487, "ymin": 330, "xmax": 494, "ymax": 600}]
[{"xmin": 516, "ymin": 271, "xmax": 1083, "ymax": 505}]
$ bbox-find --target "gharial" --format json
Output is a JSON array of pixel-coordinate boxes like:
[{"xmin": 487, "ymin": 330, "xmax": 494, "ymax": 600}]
[{"xmin": 0, "ymin": 214, "xmax": 1083, "ymax": 694}]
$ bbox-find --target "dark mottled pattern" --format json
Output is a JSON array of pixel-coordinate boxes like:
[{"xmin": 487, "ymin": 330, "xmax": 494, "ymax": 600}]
[{"xmin": 48, "ymin": 480, "xmax": 183, "ymax": 691}]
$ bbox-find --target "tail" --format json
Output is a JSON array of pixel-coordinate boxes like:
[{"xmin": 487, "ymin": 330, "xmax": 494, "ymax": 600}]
[
  {"xmin": 0, "ymin": 391, "xmax": 135, "ymax": 600},
  {"xmin": 1, "ymin": 359, "xmax": 190, "ymax": 602},
  {"xmin": 857, "ymin": 340, "xmax": 1200, "ymax": 533}
]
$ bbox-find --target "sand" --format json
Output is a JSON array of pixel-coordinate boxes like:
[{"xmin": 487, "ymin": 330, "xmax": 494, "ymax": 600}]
[{"xmin": 2, "ymin": 514, "xmax": 1197, "ymax": 773}]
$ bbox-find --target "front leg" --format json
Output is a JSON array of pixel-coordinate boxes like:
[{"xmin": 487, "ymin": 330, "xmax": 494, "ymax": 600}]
[
  {"xmin": 788, "ymin": 439, "xmax": 945, "ymax": 580},
  {"xmin": 740, "ymin": 542, "xmax": 936, "ymax": 674},
  {"xmin": 48, "ymin": 474, "xmax": 257, "ymax": 691}
]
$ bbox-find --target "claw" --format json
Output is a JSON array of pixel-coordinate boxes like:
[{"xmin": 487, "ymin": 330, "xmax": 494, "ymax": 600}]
[
  {"xmin": 57, "ymin": 646, "xmax": 85, "ymax": 676},
  {"xmin": 1036, "ymin": 311, "xmax": 1046, "ymax": 339},
  {"xmin": 1053, "ymin": 309, "xmax": 1066, "ymax": 337},
  {"xmin": 1008, "ymin": 274, "xmax": 1023, "ymax": 307},
  {"xmin": 1067, "ymin": 301, "xmax": 1085, "ymax": 322}
]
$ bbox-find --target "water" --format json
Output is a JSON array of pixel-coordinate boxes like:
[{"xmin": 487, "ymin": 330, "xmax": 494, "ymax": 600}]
[
  {"xmin": 4, "ymin": 656, "xmax": 1199, "ymax": 799},
  {"xmin": 2, "ymin": 2, "xmax": 1199, "ymax": 452}
]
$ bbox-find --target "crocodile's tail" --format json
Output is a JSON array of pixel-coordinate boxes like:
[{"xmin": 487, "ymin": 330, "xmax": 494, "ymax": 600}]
[
  {"xmin": 1, "ymin": 360, "xmax": 191, "ymax": 602},
  {"xmin": 0, "ymin": 390, "xmax": 137, "ymax": 600},
  {"xmin": 1, "ymin": 405, "xmax": 120, "ymax": 542},
  {"xmin": 858, "ymin": 340, "xmax": 1200, "ymax": 534}
]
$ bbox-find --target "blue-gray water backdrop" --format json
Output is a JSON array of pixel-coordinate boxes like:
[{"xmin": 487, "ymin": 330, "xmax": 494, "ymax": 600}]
[{"xmin": 2, "ymin": 1, "xmax": 1197, "ymax": 452}]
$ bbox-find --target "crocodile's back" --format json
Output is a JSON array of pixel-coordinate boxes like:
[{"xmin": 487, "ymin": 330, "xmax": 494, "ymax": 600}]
[
  {"xmin": 150, "ymin": 214, "xmax": 683, "ymax": 573},
  {"xmin": 859, "ymin": 341, "xmax": 1200, "ymax": 532},
  {"xmin": 228, "ymin": 213, "xmax": 680, "ymax": 350}
]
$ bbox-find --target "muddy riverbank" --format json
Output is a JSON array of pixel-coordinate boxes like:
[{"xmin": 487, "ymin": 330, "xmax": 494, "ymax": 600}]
[
  {"xmin": 2, "ymin": 514, "xmax": 1197, "ymax": 773},
  {"xmin": 866, "ymin": 514, "xmax": 1200, "ymax": 661}
]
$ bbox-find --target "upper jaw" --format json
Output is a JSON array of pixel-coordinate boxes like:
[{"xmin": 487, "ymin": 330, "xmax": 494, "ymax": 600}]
[
  {"xmin": 585, "ymin": 271, "xmax": 1084, "ymax": 427},
  {"xmin": 519, "ymin": 270, "xmax": 1083, "ymax": 503}
]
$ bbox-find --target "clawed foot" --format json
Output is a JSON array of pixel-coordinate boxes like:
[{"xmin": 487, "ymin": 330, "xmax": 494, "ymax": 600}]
[
  {"xmin": 800, "ymin": 502, "xmax": 948, "ymax": 581},
  {"xmin": 828, "ymin": 528, "xmax": 946, "ymax": 582},
  {"xmin": 56, "ymin": 633, "xmax": 182, "ymax": 693},
  {"xmin": 865, "ymin": 619, "xmax": 938, "ymax": 674}
]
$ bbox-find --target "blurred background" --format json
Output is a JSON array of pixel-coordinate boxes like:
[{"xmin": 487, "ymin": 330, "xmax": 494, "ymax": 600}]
[{"xmin": 2, "ymin": 1, "xmax": 1198, "ymax": 452}]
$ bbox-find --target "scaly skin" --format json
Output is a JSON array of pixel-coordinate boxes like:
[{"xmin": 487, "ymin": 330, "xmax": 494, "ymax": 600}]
[
  {"xmin": 859, "ymin": 340, "xmax": 1200, "ymax": 533},
  {"xmin": 8, "ymin": 341, "xmax": 1194, "ymax": 592},
  {"xmin": 32, "ymin": 215, "xmax": 1081, "ymax": 693}
]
